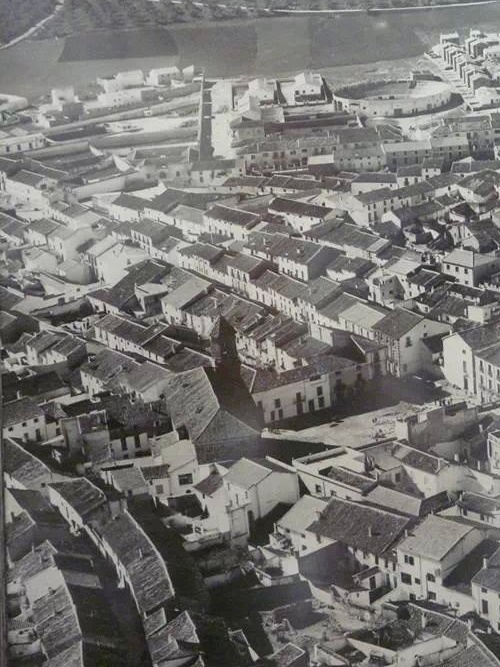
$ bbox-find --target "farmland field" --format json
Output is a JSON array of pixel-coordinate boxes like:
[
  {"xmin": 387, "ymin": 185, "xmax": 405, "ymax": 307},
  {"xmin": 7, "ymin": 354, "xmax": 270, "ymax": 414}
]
[
  {"xmin": 60, "ymin": 28, "xmax": 179, "ymax": 61},
  {"xmin": 2, "ymin": 6, "xmax": 500, "ymax": 98}
]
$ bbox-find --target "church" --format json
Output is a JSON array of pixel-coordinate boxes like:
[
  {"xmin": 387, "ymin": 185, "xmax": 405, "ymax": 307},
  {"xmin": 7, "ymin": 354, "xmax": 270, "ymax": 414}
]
[{"xmin": 163, "ymin": 316, "xmax": 264, "ymax": 463}]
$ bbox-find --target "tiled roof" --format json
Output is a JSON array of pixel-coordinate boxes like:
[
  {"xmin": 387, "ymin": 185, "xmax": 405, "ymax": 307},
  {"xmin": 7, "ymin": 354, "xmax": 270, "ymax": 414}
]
[
  {"xmin": 399, "ymin": 515, "xmax": 474, "ymax": 561},
  {"xmin": 4, "ymin": 437, "xmax": 52, "ymax": 488},
  {"xmin": 308, "ymin": 497, "xmax": 411, "ymax": 556},
  {"xmin": 101, "ymin": 511, "xmax": 175, "ymax": 615},
  {"xmin": 50, "ymin": 479, "xmax": 107, "ymax": 520},
  {"xmin": 372, "ymin": 308, "xmax": 423, "ymax": 339},
  {"xmin": 194, "ymin": 471, "xmax": 224, "ymax": 496},
  {"xmin": 3, "ymin": 396, "xmax": 45, "ymax": 427}
]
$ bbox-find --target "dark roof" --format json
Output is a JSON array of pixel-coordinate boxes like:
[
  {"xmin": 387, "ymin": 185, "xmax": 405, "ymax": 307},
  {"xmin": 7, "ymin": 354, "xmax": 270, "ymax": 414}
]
[
  {"xmin": 49, "ymin": 479, "xmax": 107, "ymax": 519},
  {"xmin": 206, "ymin": 204, "xmax": 260, "ymax": 227},
  {"xmin": 147, "ymin": 188, "xmax": 224, "ymax": 213},
  {"xmin": 3, "ymin": 396, "xmax": 45, "ymax": 427},
  {"xmin": 101, "ymin": 510, "xmax": 175, "ymax": 615},
  {"xmin": 307, "ymin": 497, "xmax": 411, "ymax": 556},
  {"xmin": 7, "ymin": 489, "xmax": 65, "ymax": 526},
  {"xmin": 163, "ymin": 365, "xmax": 262, "ymax": 451},
  {"xmin": 372, "ymin": 308, "xmax": 423, "ymax": 339},
  {"xmin": 112, "ymin": 193, "xmax": 147, "ymax": 211},
  {"xmin": 212, "ymin": 581, "xmax": 311, "ymax": 618},
  {"xmin": 194, "ymin": 471, "xmax": 224, "ymax": 496},
  {"xmin": 270, "ymin": 197, "xmax": 333, "ymax": 219},
  {"xmin": 4, "ymin": 437, "xmax": 51, "ymax": 487}
]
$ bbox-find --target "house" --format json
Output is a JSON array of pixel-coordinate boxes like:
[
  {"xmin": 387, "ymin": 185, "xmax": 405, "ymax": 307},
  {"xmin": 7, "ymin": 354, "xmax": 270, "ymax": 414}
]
[
  {"xmin": 247, "ymin": 353, "xmax": 382, "ymax": 424},
  {"xmin": 471, "ymin": 545, "xmax": 500, "ymax": 630},
  {"xmin": 346, "ymin": 604, "xmax": 465, "ymax": 667},
  {"xmin": 92, "ymin": 242, "xmax": 149, "ymax": 285},
  {"xmin": 306, "ymin": 496, "xmax": 412, "ymax": 588},
  {"xmin": 268, "ymin": 197, "xmax": 336, "ymax": 232},
  {"xmin": 48, "ymin": 478, "xmax": 108, "ymax": 536},
  {"xmin": 135, "ymin": 431, "xmax": 199, "ymax": 499},
  {"xmin": 224, "ymin": 457, "xmax": 299, "ymax": 530},
  {"xmin": 270, "ymin": 494, "xmax": 328, "ymax": 553},
  {"xmin": 193, "ymin": 456, "xmax": 299, "ymax": 545},
  {"xmin": 3, "ymin": 437, "xmax": 67, "ymax": 492},
  {"xmin": 397, "ymin": 514, "xmax": 482, "ymax": 610},
  {"xmin": 26, "ymin": 331, "xmax": 86, "ymax": 368},
  {"xmin": 372, "ymin": 307, "xmax": 449, "ymax": 377},
  {"xmin": 441, "ymin": 248, "xmax": 500, "ymax": 287},
  {"xmin": 5, "ymin": 169, "xmax": 59, "ymax": 207},
  {"xmin": 293, "ymin": 448, "xmax": 377, "ymax": 501},
  {"xmin": 204, "ymin": 204, "xmax": 260, "ymax": 240},
  {"xmin": 3, "ymin": 397, "xmax": 47, "ymax": 443},
  {"xmin": 97, "ymin": 510, "xmax": 175, "ymax": 619},
  {"xmin": 441, "ymin": 319, "xmax": 500, "ymax": 396},
  {"xmin": 31, "ymin": 582, "xmax": 124, "ymax": 663}
]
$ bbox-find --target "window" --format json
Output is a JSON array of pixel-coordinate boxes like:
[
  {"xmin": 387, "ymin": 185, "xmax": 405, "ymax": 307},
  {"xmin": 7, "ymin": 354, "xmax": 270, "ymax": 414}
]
[
  {"xmin": 426, "ymin": 573, "xmax": 435, "ymax": 583},
  {"xmin": 316, "ymin": 386, "xmax": 323, "ymax": 397},
  {"xmin": 482, "ymin": 599, "xmax": 489, "ymax": 615},
  {"xmin": 315, "ymin": 484, "xmax": 322, "ymax": 494},
  {"xmin": 415, "ymin": 578, "xmax": 421, "ymax": 584},
  {"xmin": 155, "ymin": 484, "xmax": 164, "ymax": 494},
  {"xmin": 121, "ymin": 438, "xmax": 127, "ymax": 452},
  {"xmin": 405, "ymin": 336, "xmax": 412, "ymax": 348},
  {"xmin": 404, "ymin": 555, "xmax": 415, "ymax": 566},
  {"xmin": 178, "ymin": 473, "xmax": 193, "ymax": 486},
  {"xmin": 401, "ymin": 573, "xmax": 412, "ymax": 585},
  {"xmin": 274, "ymin": 398, "xmax": 281, "ymax": 409},
  {"xmin": 134, "ymin": 434, "xmax": 141, "ymax": 449},
  {"xmin": 428, "ymin": 591, "xmax": 437, "ymax": 601},
  {"xmin": 318, "ymin": 396, "xmax": 325, "ymax": 409}
]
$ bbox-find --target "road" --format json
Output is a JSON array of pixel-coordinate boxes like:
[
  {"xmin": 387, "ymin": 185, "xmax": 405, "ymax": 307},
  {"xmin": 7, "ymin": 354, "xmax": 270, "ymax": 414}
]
[{"xmin": 199, "ymin": 74, "xmax": 214, "ymax": 161}]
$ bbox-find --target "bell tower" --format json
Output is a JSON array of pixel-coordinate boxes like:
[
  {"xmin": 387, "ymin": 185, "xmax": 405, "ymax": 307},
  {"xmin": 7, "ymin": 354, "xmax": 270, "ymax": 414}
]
[{"xmin": 210, "ymin": 315, "xmax": 240, "ymax": 378}]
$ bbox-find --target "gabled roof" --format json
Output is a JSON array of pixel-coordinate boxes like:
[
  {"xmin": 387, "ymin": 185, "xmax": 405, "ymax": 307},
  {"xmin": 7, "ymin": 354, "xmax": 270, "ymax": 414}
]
[
  {"xmin": 307, "ymin": 497, "xmax": 411, "ymax": 556},
  {"xmin": 372, "ymin": 308, "xmax": 423, "ymax": 339},
  {"xmin": 4, "ymin": 438, "xmax": 52, "ymax": 488},
  {"xmin": 49, "ymin": 479, "xmax": 107, "ymax": 520},
  {"xmin": 277, "ymin": 495, "xmax": 327, "ymax": 534},
  {"xmin": 3, "ymin": 396, "xmax": 45, "ymax": 427},
  {"xmin": 224, "ymin": 457, "xmax": 290, "ymax": 489},
  {"xmin": 101, "ymin": 511, "xmax": 174, "ymax": 615},
  {"xmin": 398, "ymin": 515, "xmax": 475, "ymax": 561}
]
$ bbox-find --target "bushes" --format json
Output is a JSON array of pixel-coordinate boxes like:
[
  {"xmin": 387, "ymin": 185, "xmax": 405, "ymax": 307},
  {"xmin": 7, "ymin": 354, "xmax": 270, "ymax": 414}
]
[{"xmin": 0, "ymin": 0, "xmax": 57, "ymax": 43}]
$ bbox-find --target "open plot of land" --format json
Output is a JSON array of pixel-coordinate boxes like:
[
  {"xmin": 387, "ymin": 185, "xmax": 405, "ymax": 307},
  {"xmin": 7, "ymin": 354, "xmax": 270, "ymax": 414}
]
[
  {"xmin": 60, "ymin": 28, "xmax": 179, "ymax": 61},
  {"xmin": 4, "ymin": 4, "xmax": 500, "ymax": 97}
]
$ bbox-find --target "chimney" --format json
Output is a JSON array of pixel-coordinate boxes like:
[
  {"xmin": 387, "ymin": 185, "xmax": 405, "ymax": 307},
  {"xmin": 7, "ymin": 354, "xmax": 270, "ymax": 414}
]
[
  {"xmin": 483, "ymin": 557, "xmax": 489, "ymax": 570},
  {"xmin": 368, "ymin": 525, "xmax": 373, "ymax": 537}
]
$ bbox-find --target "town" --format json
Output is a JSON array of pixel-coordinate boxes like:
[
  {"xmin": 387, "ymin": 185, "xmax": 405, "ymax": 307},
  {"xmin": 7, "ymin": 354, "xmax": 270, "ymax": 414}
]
[{"xmin": 6, "ymin": 29, "xmax": 500, "ymax": 666}]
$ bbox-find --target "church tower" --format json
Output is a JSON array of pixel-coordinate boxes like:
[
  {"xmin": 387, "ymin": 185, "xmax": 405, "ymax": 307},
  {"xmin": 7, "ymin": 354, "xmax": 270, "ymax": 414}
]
[{"xmin": 210, "ymin": 315, "xmax": 241, "ymax": 379}]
